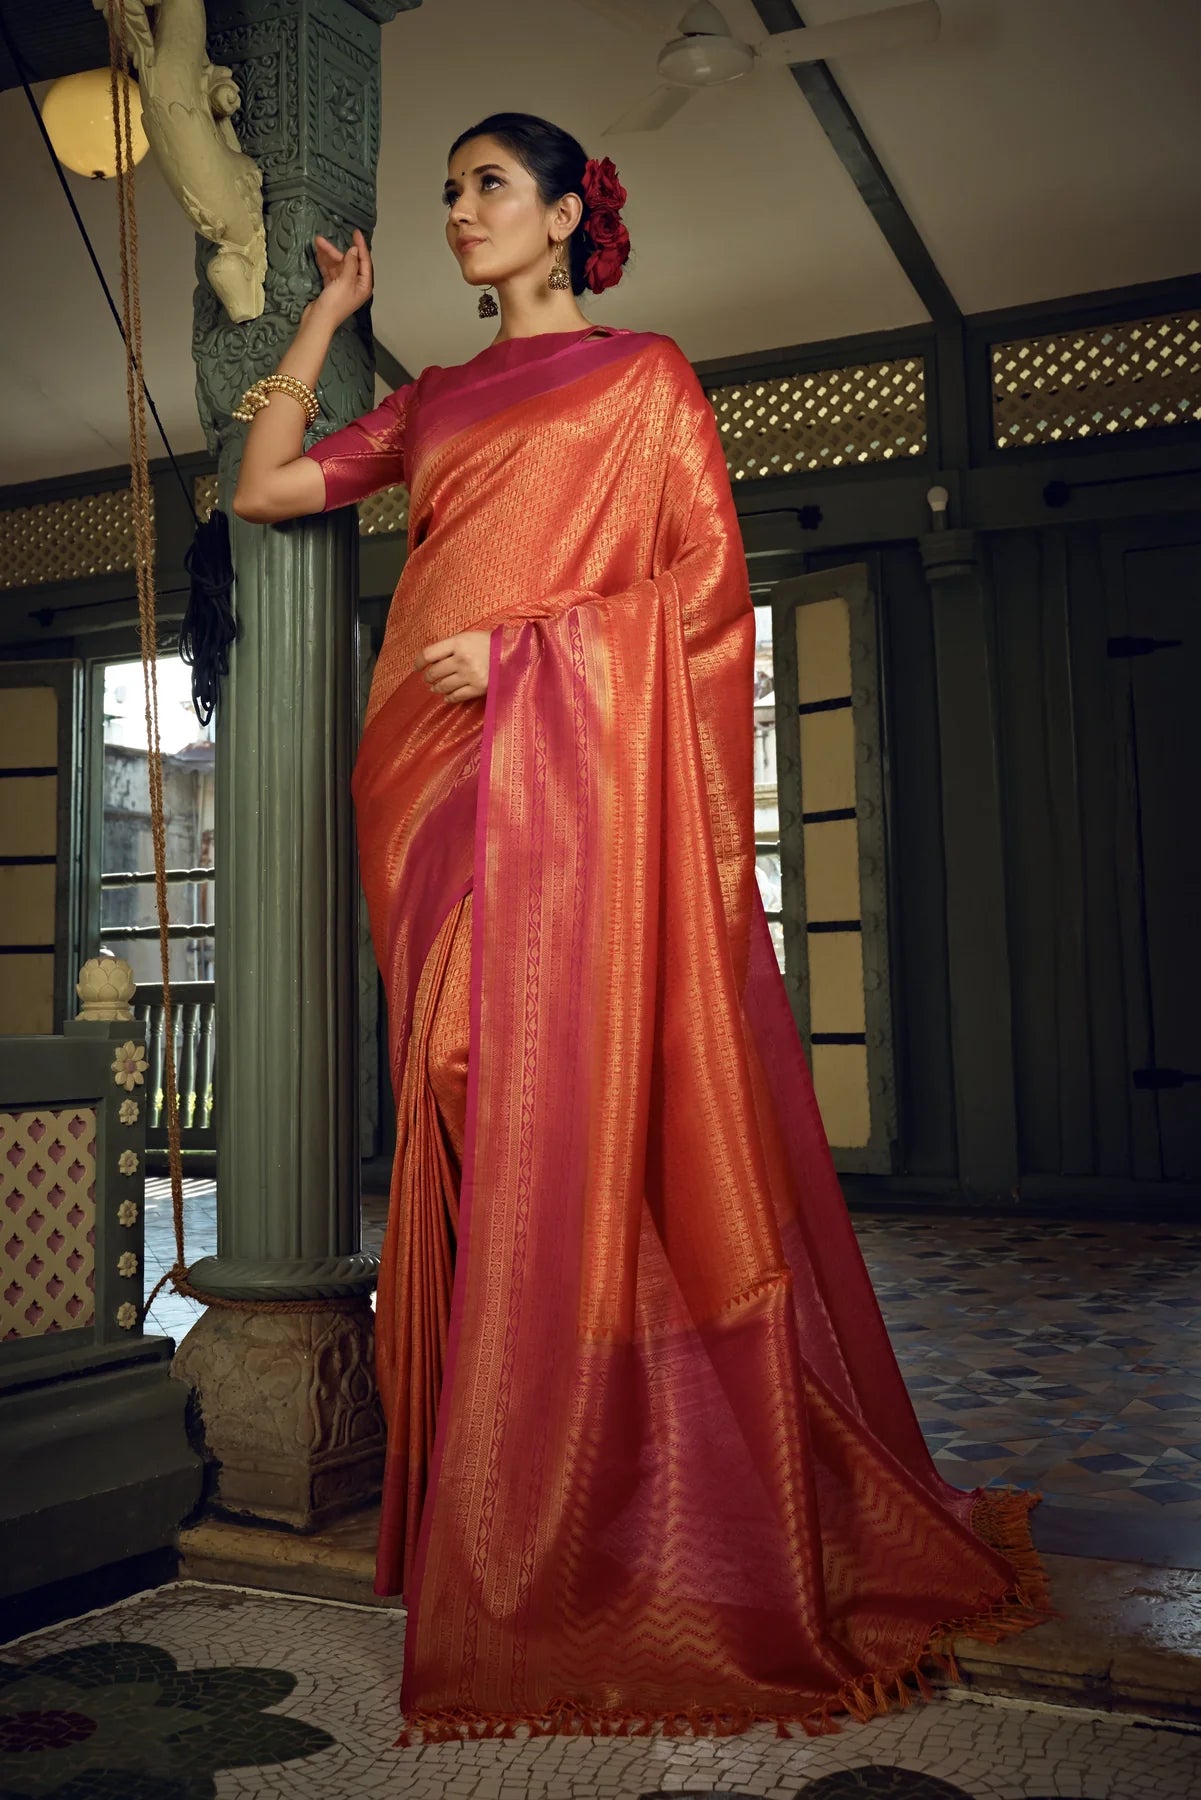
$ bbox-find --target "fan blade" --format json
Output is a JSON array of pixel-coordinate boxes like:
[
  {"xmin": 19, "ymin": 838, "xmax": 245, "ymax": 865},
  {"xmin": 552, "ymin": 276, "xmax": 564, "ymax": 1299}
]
[
  {"xmin": 602, "ymin": 84, "xmax": 695, "ymax": 135},
  {"xmin": 755, "ymin": 0, "xmax": 940, "ymax": 67},
  {"xmin": 572, "ymin": 0, "xmax": 678, "ymax": 43}
]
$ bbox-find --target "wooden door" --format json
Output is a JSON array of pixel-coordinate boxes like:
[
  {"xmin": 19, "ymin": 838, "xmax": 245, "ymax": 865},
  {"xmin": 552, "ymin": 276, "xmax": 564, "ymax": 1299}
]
[{"xmin": 1116, "ymin": 535, "xmax": 1201, "ymax": 1179}]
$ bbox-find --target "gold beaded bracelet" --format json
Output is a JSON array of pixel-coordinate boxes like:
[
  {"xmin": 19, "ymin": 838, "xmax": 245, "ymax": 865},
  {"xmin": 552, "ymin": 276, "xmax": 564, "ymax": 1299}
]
[{"xmin": 232, "ymin": 372, "xmax": 320, "ymax": 428}]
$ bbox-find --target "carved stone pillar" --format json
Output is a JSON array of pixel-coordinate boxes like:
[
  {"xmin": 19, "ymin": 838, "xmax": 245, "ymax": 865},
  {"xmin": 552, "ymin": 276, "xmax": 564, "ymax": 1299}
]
[{"xmin": 173, "ymin": 0, "xmax": 418, "ymax": 1531}]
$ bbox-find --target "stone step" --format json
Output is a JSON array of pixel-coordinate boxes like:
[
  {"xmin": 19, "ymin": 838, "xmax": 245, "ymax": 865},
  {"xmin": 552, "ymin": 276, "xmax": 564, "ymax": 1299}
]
[
  {"xmin": 179, "ymin": 1510, "xmax": 1201, "ymax": 1726},
  {"xmin": 956, "ymin": 1553, "xmax": 1200, "ymax": 1726},
  {"xmin": 179, "ymin": 1508, "xmax": 400, "ymax": 1611}
]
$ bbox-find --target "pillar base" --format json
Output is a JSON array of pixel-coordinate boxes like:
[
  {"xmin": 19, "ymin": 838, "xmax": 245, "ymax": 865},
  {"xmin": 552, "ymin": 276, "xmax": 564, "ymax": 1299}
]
[
  {"xmin": 186, "ymin": 1252, "xmax": 378, "ymax": 1303},
  {"xmin": 172, "ymin": 1302, "xmax": 383, "ymax": 1532}
]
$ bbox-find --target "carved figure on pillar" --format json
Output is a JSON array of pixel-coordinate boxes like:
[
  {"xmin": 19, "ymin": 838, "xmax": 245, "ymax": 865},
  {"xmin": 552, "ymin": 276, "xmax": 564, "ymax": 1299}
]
[
  {"xmin": 189, "ymin": 1, "xmax": 402, "ymax": 464},
  {"xmin": 94, "ymin": 0, "xmax": 267, "ymax": 322}
]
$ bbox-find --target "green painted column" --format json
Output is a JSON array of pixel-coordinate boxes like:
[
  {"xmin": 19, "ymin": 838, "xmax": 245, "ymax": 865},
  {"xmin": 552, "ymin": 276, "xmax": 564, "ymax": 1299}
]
[
  {"xmin": 921, "ymin": 527, "xmax": 1020, "ymax": 1200},
  {"xmin": 173, "ymin": 0, "xmax": 418, "ymax": 1529}
]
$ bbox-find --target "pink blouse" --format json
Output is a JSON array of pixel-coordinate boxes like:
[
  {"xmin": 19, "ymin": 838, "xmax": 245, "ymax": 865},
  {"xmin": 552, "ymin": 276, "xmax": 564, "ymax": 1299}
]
[
  {"xmin": 304, "ymin": 384, "xmax": 413, "ymax": 512},
  {"xmin": 303, "ymin": 326, "xmax": 637, "ymax": 514}
]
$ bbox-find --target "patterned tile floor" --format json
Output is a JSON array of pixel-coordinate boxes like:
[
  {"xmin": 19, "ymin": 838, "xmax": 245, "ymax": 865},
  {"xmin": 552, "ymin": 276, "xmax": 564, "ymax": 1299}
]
[
  {"xmin": 851, "ymin": 1216, "xmax": 1201, "ymax": 1523},
  {"xmin": 2, "ymin": 1585, "xmax": 1198, "ymax": 1800},
  {"xmin": 143, "ymin": 1188, "xmax": 1201, "ymax": 1529}
]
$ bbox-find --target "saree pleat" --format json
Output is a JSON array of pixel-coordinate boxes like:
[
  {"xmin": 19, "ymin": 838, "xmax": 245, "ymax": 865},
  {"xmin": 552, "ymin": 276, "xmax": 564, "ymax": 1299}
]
[
  {"xmin": 327, "ymin": 326, "xmax": 1050, "ymax": 1741},
  {"xmin": 376, "ymin": 892, "xmax": 471, "ymax": 1600}
]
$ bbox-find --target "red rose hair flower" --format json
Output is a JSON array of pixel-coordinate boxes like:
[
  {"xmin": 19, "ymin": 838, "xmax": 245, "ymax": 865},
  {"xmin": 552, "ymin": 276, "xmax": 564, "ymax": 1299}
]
[
  {"xmin": 581, "ymin": 155, "xmax": 630, "ymax": 295},
  {"xmin": 582, "ymin": 155, "xmax": 627, "ymax": 214}
]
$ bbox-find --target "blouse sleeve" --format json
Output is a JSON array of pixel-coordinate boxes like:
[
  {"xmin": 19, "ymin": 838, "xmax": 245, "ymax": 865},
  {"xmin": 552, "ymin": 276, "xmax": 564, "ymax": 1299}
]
[{"xmin": 303, "ymin": 381, "xmax": 414, "ymax": 512}]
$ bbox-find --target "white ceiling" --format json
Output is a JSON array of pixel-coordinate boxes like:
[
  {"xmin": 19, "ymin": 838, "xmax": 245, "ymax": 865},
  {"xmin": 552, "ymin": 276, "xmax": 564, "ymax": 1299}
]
[{"xmin": 2, "ymin": 0, "xmax": 1199, "ymax": 486}]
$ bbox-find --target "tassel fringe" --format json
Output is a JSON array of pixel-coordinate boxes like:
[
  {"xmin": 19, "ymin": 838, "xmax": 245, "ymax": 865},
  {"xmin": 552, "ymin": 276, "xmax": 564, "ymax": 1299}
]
[{"xmin": 393, "ymin": 1487, "xmax": 1053, "ymax": 1751}]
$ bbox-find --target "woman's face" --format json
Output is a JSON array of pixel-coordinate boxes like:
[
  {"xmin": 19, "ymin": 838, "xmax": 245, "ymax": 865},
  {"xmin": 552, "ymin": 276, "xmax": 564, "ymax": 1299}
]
[{"xmin": 443, "ymin": 135, "xmax": 578, "ymax": 287}]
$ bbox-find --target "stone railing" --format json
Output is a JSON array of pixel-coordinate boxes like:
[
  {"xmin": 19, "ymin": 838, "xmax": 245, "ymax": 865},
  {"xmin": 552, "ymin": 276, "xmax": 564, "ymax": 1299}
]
[{"xmin": 132, "ymin": 981, "xmax": 216, "ymax": 1164}]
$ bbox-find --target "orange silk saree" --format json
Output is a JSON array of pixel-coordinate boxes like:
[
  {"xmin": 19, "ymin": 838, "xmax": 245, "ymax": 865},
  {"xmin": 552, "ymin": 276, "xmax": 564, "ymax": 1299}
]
[{"xmin": 307, "ymin": 324, "xmax": 1048, "ymax": 1743}]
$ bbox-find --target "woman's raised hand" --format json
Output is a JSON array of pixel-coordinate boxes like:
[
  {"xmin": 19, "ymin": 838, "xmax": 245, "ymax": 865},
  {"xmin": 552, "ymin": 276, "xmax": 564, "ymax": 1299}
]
[{"xmin": 311, "ymin": 228, "xmax": 374, "ymax": 326}]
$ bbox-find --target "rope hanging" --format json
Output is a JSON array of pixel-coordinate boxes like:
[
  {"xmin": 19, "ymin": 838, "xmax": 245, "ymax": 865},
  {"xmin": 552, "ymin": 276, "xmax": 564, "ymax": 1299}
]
[{"xmin": 101, "ymin": 0, "xmax": 187, "ymax": 1319}]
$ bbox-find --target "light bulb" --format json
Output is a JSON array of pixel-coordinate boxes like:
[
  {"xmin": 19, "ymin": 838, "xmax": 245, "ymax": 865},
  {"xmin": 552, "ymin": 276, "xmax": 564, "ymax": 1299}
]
[{"xmin": 41, "ymin": 68, "xmax": 149, "ymax": 181}]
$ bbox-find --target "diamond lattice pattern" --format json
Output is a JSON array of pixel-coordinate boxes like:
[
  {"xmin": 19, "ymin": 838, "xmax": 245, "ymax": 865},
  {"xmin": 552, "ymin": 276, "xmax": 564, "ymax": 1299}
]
[
  {"xmin": 1, "ymin": 1108, "xmax": 97, "ymax": 1340},
  {"xmin": 0, "ymin": 489, "xmax": 153, "ymax": 590},
  {"xmin": 706, "ymin": 359, "xmax": 927, "ymax": 480},
  {"xmin": 992, "ymin": 311, "xmax": 1201, "ymax": 448},
  {"xmin": 194, "ymin": 472, "xmax": 409, "ymax": 537},
  {"xmin": 194, "ymin": 473, "xmax": 219, "ymax": 522},
  {"xmin": 358, "ymin": 485, "xmax": 410, "ymax": 536}
]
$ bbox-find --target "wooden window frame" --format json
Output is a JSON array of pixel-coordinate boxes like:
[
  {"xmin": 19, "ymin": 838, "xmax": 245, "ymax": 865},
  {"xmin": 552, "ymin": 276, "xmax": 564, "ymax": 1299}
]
[{"xmin": 771, "ymin": 564, "xmax": 897, "ymax": 1173}]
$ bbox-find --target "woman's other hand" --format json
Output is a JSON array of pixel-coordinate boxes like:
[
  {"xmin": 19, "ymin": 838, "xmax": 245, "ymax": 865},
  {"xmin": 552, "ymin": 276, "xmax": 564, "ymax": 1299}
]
[
  {"xmin": 311, "ymin": 228, "xmax": 374, "ymax": 327},
  {"xmin": 414, "ymin": 632, "xmax": 491, "ymax": 703}
]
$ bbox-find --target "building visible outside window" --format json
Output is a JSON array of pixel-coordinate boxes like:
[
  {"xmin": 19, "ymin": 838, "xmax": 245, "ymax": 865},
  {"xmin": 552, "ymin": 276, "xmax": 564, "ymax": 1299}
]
[
  {"xmin": 99, "ymin": 657, "xmax": 215, "ymax": 986},
  {"xmin": 753, "ymin": 604, "xmax": 785, "ymax": 972}
]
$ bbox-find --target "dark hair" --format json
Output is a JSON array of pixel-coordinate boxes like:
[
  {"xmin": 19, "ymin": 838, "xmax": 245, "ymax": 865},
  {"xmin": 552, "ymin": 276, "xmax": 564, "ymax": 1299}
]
[{"xmin": 447, "ymin": 112, "xmax": 626, "ymax": 299}]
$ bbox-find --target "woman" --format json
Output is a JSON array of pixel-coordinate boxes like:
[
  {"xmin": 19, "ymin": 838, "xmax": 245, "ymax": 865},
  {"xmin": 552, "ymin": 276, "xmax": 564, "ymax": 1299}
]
[{"xmin": 233, "ymin": 113, "xmax": 1047, "ymax": 1746}]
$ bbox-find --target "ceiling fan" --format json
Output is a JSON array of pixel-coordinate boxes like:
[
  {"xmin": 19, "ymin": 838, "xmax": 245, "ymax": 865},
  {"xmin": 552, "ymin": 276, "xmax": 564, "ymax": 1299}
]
[{"xmin": 575, "ymin": 0, "xmax": 941, "ymax": 135}]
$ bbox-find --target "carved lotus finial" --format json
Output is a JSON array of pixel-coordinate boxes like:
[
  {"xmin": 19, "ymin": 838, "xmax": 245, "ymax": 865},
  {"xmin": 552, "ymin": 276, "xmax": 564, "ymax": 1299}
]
[{"xmin": 76, "ymin": 957, "xmax": 137, "ymax": 1021}]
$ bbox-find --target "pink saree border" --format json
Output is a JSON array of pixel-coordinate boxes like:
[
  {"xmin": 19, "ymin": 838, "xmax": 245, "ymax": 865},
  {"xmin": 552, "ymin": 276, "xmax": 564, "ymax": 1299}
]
[{"xmin": 409, "ymin": 328, "xmax": 663, "ymax": 483}]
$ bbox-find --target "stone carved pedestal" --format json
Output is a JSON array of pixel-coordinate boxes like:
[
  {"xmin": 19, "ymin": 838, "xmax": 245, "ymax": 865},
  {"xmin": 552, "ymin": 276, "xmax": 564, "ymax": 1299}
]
[{"xmin": 173, "ymin": 1304, "xmax": 382, "ymax": 1530}]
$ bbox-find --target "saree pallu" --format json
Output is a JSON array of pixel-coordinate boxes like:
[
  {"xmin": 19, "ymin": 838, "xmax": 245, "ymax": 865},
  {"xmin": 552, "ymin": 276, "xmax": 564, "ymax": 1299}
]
[{"xmin": 309, "ymin": 325, "xmax": 1049, "ymax": 1741}]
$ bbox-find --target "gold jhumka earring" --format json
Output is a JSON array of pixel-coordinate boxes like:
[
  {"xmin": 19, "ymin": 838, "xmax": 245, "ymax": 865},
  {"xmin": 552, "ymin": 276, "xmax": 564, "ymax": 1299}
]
[
  {"xmin": 547, "ymin": 239, "xmax": 570, "ymax": 290},
  {"xmin": 479, "ymin": 240, "xmax": 569, "ymax": 313}
]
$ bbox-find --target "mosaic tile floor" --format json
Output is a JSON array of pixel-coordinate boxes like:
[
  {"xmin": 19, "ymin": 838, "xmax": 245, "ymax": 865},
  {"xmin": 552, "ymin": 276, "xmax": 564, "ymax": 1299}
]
[
  {"xmin": 2, "ymin": 1585, "xmax": 1198, "ymax": 1800},
  {"xmin": 143, "ymin": 1188, "xmax": 1201, "ymax": 1523}
]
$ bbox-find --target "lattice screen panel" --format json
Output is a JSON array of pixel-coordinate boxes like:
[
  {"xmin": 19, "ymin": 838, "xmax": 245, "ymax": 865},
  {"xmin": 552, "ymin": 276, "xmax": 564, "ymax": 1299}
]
[
  {"xmin": 0, "ymin": 489, "xmax": 150, "ymax": 590},
  {"xmin": 992, "ymin": 311, "xmax": 1201, "ymax": 448},
  {"xmin": 0, "ymin": 1106, "xmax": 97, "ymax": 1340},
  {"xmin": 357, "ymin": 485, "xmax": 410, "ymax": 536},
  {"xmin": 195, "ymin": 473, "xmax": 218, "ymax": 522},
  {"xmin": 193, "ymin": 472, "xmax": 409, "ymax": 536},
  {"xmin": 707, "ymin": 358, "xmax": 927, "ymax": 480}
]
